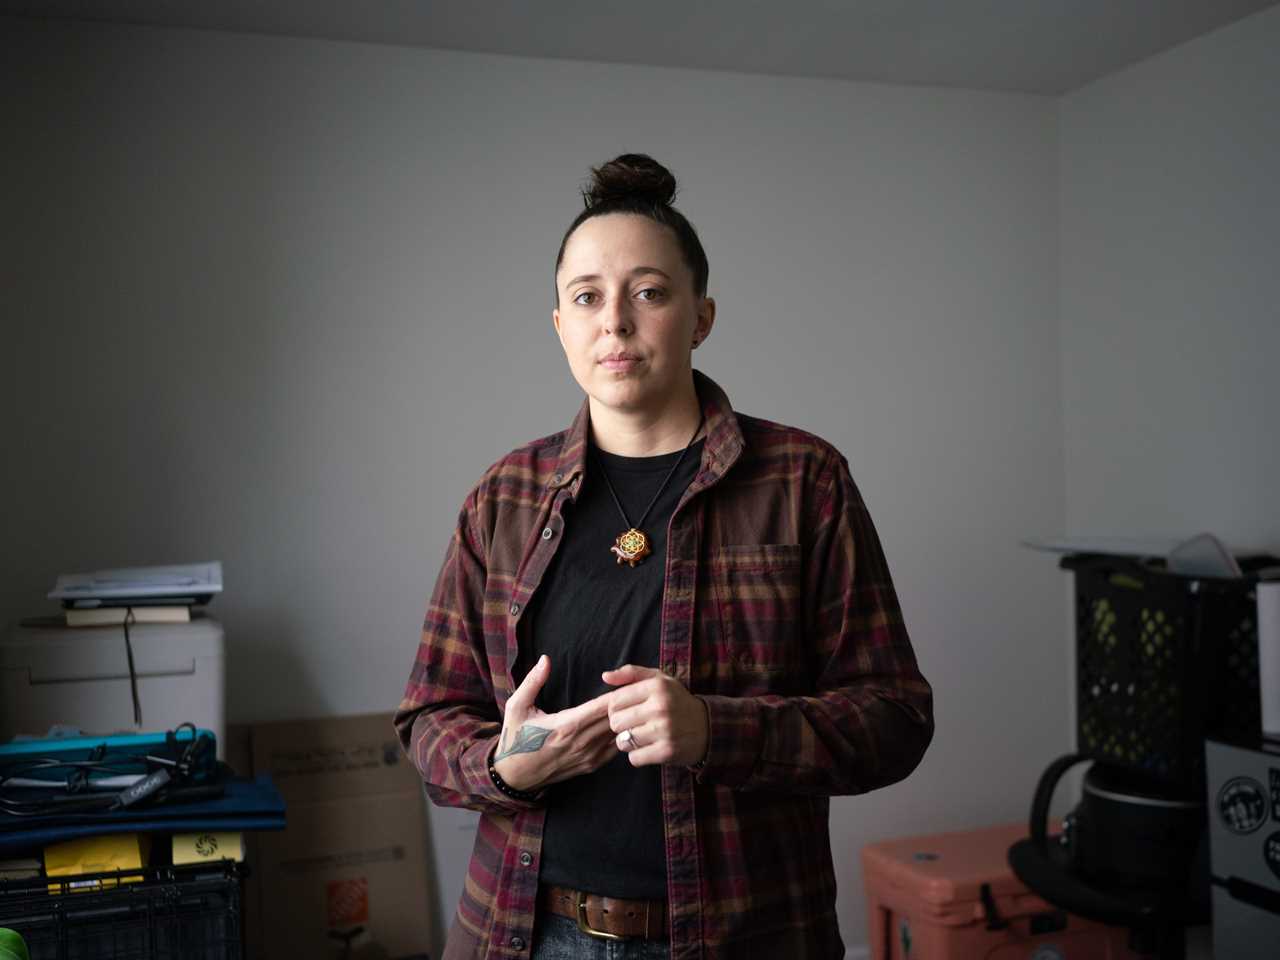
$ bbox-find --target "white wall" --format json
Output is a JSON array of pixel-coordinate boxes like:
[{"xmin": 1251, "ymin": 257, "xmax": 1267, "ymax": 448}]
[
  {"xmin": 1060, "ymin": 5, "xmax": 1280, "ymax": 551},
  {"xmin": 1, "ymin": 19, "xmax": 1065, "ymax": 954},
  {"xmin": 1056, "ymin": 14, "xmax": 1280, "ymax": 916}
]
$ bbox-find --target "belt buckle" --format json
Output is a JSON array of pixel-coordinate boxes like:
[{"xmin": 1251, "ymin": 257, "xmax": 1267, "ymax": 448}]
[{"xmin": 576, "ymin": 891, "xmax": 625, "ymax": 941}]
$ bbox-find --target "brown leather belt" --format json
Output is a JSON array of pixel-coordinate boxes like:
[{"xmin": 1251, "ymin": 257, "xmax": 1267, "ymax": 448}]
[{"xmin": 539, "ymin": 884, "xmax": 668, "ymax": 940}]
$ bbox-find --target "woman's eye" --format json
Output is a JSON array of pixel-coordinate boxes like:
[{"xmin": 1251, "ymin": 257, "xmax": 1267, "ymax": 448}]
[
  {"xmin": 636, "ymin": 287, "xmax": 664, "ymax": 302},
  {"xmin": 573, "ymin": 291, "xmax": 597, "ymax": 306}
]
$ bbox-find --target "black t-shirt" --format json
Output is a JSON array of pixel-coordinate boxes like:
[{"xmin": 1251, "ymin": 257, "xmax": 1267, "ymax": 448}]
[{"xmin": 521, "ymin": 437, "xmax": 704, "ymax": 899}]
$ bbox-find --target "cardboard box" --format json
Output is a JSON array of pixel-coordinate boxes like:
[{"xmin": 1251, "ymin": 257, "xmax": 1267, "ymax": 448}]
[{"xmin": 237, "ymin": 714, "xmax": 434, "ymax": 960}]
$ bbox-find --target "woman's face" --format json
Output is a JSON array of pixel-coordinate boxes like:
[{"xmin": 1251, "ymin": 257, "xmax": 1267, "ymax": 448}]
[{"xmin": 554, "ymin": 213, "xmax": 714, "ymax": 419}]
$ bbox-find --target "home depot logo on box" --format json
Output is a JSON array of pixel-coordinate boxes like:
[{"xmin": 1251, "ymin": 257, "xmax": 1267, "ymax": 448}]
[{"xmin": 327, "ymin": 876, "xmax": 370, "ymax": 928}]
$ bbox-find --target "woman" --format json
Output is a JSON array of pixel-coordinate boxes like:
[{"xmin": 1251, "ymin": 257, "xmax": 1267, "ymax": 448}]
[{"xmin": 395, "ymin": 154, "xmax": 933, "ymax": 959}]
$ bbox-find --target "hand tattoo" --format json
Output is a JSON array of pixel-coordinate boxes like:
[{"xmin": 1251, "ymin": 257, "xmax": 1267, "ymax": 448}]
[{"xmin": 494, "ymin": 724, "xmax": 552, "ymax": 762}]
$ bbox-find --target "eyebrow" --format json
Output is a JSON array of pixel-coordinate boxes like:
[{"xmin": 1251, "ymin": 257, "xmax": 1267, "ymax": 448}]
[{"xmin": 565, "ymin": 267, "xmax": 672, "ymax": 288}]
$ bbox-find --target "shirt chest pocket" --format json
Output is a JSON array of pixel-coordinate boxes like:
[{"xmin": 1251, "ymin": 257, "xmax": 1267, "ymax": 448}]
[{"xmin": 708, "ymin": 543, "xmax": 803, "ymax": 693}]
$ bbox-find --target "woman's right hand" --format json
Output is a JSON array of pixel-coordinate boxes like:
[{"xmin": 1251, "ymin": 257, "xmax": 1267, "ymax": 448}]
[{"xmin": 491, "ymin": 655, "xmax": 618, "ymax": 792}]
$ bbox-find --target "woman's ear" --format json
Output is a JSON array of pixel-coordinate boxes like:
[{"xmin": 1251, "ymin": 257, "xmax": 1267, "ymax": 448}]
[{"xmin": 693, "ymin": 297, "xmax": 716, "ymax": 347}]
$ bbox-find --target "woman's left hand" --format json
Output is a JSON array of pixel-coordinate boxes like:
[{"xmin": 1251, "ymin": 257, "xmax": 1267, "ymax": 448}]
[{"xmin": 602, "ymin": 664, "xmax": 709, "ymax": 767}]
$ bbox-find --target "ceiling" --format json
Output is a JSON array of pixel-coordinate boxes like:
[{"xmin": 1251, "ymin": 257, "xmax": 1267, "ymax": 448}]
[{"xmin": 3, "ymin": 0, "xmax": 1277, "ymax": 95}]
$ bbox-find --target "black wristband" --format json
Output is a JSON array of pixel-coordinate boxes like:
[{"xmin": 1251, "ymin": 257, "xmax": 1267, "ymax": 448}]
[{"xmin": 488, "ymin": 755, "xmax": 542, "ymax": 802}]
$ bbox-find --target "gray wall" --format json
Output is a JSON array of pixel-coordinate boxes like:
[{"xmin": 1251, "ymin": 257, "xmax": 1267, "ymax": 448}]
[
  {"xmin": 1055, "ymin": 6, "xmax": 1280, "ymax": 886},
  {"xmin": 4, "ymin": 17, "xmax": 1066, "ymax": 956},
  {"xmin": 1060, "ymin": 6, "xmax": 1280, "ymax": 549}
]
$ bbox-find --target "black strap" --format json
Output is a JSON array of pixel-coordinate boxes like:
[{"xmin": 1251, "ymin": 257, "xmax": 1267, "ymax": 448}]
[
  {"xmin": 123, "ymin": 607, "xmax": 142, "ymax": 726},
  {"xmin": 1218, "ymin": 875, "xmax": 1280, "ymax": 915},
  {"xmin": 593, "ymin": 410, "xmax": 705, "ymax": 532},
  {"xmin": 979, "ymin": 882, "xmax": 1008, "ymax": 930},
  {"xmin": 1030, "ymin": 752, "xmax": 1088, "ymax": 852}
]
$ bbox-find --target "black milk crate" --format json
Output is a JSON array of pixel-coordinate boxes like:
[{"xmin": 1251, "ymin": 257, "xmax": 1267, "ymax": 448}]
[
  {"xmin": 0, "ymin": 862, "xmax": 241, "ymax": 960},
  {"xmin": 1062, "ymin": 552, "xmax": 1273, "ymax": 793}
]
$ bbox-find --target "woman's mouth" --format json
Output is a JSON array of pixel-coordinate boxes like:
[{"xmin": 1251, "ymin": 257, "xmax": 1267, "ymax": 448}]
[{"xmin": 600, "ymin": 355, "xmax": 642, "ymax": 371}]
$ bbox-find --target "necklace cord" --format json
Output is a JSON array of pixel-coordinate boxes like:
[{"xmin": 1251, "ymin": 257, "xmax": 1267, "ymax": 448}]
[{"xmin": 593, "ymin": 410, "xmax": 706, "ymax": 533}]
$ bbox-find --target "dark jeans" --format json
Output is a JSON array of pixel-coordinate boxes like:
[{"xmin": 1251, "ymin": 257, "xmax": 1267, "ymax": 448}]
[{"xmin": 531, "ymin": 912, "xmax": 671, "ymax": 960}]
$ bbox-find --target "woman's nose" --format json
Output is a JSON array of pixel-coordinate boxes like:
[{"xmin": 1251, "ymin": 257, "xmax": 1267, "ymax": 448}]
[{"xmin": 601, "ymin": 296, "xmax": 634, "ymax": 336}]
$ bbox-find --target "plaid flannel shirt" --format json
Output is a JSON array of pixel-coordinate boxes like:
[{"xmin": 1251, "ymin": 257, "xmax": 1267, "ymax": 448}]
[{"xmin": 395, "ymin": 370, "xmax": 934, "ymax": 959}]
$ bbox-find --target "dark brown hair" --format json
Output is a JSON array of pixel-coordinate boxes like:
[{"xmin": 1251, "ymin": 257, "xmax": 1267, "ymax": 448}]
[{"xmin": 554, "ymin": 154, "xmax": 709, "ymax": 305}]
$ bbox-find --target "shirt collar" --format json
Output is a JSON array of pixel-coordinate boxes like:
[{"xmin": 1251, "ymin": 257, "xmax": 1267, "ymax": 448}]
[{"xmin": 548, "ymin": 369, "xmax": 745, "ymax": 491}]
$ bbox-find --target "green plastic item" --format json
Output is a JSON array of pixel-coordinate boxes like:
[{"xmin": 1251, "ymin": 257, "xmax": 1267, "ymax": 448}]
[{"xmin": 0, "ymin": 929, "xmax": 29, "ymax": 960}]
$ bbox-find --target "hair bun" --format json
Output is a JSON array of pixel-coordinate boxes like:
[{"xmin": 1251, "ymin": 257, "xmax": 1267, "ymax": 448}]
[{"xmin": 584, "ymin": 153, "xmax": 678, "ymax": 208}]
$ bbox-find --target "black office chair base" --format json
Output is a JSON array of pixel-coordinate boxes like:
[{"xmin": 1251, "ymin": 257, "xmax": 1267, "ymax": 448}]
[{"xmin": 1009, "ymin": 837, "xmax": 1194, "ymax": 960}]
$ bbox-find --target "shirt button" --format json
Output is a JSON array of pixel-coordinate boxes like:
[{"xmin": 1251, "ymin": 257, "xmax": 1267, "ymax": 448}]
[
  {"xmin": 510, "ymin": 936, "xmax": 525, "ymax": 950},
  {"xmin": 551, "ymin": 472, "xmax": 563, "ymax": 485},
  {"xmin": 519, "ymin": 851, "xmax": 533, "ymax": 866},
  {"xmin": 541, "ymin": 527, "xmax": 554, "ymax": 540},
  {"xmin": 510, "ymin": 602, "xmax": 521, "ymax": 616}
]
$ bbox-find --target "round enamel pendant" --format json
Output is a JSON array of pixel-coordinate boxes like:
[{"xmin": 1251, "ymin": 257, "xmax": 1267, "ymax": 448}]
[{"xmin": 611, "ymin": 528, "xmax": 652, "ymax": 567}]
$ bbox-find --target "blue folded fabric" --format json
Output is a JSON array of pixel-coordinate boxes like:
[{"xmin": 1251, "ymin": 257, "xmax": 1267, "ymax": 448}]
[
  {"xmin": 0, "ymin": 776, "xmax": 285, "ymax": 855},
  {"xmin": 0, "ymin": 814, "xmax": 286, "ymax": 854}
]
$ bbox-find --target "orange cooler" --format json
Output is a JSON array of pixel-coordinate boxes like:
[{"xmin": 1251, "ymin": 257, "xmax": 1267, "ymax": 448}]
[{"xmin": 861, "ymin": 822, "xmax": 1142, "ymax": 959}]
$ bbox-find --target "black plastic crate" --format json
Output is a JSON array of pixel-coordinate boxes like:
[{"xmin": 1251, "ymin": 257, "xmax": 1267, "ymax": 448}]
[
  {"xmin": 0, "ymin": 863, "xmax": 241, "ymax": 960},
  {"xmin": 1063, "ymin": 553, "xmax": 1271, "ymax": 792}
]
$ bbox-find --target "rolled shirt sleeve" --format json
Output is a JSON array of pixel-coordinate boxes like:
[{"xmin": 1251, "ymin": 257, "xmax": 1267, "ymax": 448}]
[{"xmin": 393, "ymin": 494, "xmax": 543, "ymax": 816}]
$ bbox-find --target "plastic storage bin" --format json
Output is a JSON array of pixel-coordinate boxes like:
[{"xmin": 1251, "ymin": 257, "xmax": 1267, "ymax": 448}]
[
  {"xmin": 862, "ymin": 822, "xmax": 1141, "ymax": 959},
  {"xmin": 0, "ymin": 863, "xmax": 241, "ymax": 960},
  {"xmin": 1062, "ymin": 553, "xmax": 1271, "ymax": 791},
  {"xmin": 1, "ymin": 618, "xmax": 225, "ymax": 759}
]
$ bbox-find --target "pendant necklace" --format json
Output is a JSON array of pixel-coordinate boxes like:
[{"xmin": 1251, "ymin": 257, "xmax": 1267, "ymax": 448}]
[{"xmin": 593, "ymin": 411, "xmax": 705, "ymax": 567}]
